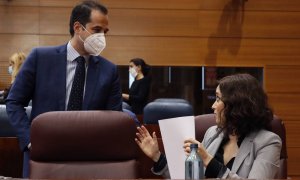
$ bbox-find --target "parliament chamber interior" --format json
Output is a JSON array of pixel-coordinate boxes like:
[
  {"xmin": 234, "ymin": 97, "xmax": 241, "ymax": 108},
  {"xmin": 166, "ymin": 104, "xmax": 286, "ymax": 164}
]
[{"xmin": 0, "ymin": 0, "xmax": 299, "ymax": 179}]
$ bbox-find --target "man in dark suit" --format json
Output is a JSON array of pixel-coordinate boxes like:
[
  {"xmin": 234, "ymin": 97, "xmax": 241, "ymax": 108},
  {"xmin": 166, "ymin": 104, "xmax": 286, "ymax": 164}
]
[{"xmin": 6, "ymin": 1, "xmax": 122, "ymax": 177}]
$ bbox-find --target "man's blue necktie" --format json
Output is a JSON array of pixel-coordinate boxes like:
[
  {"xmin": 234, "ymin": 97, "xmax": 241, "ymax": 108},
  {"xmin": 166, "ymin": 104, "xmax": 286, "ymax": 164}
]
[{"xmin": 67, "ymin": 56, "xmax": 86, "ymax": 110}]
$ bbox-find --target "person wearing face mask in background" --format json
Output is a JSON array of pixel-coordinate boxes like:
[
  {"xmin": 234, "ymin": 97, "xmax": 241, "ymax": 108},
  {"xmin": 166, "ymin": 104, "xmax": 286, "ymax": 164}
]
[
  {"xmin": 0, "ymin": 52, "xmax": 26, "ymax": 104},
  {"xmin": 6, "ymin": 1, "xmax": 122, "ymax": 177},
  {"xmin": 122, "ymin": 58, "xmax": 151, "ymax": 115}
]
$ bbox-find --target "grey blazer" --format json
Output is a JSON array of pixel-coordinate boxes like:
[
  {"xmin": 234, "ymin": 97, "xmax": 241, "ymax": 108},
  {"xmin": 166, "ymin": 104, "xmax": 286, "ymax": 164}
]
[
  {"xmin": 203, "ymin": 126, "xmax": 282, "ymax": 179},
  {"xmin": 153, "ymin": 126, "xmax": 282, "ymax": 179}
]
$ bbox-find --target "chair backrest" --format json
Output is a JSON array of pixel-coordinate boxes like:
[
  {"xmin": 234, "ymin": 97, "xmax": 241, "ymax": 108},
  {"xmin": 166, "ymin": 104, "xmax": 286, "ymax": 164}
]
[
  {"xmin": 0, "ymin": 105, "xmax": 31, "ymax": 177},
  {"xmin": 143, "ymin": 98, "xmax": 193, "ymax": 124},
  {"xmin": 154, "ymin": 98, "xmax": 190, "ymax": 104},
  {"xmin": 0, "ymin": 104, "xmax": 32, "ymax": 137},
  {"xmin": 30, "ymin": 111, "xmax": 139, "ymax": 179},
  {"xmin": 194, "ymin": 114, "xmax": 287, "ymax": 179}
]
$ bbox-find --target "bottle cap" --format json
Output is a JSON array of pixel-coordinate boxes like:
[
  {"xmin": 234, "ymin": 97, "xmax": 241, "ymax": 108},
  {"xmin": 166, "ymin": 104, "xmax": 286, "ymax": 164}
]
[{"xmin": 190, "ymin": 143, "xmax": 198, "ymax": 148}]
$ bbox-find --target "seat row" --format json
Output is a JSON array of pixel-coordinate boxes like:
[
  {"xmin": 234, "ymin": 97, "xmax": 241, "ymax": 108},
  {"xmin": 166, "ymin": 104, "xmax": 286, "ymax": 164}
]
[{"xmin": 0, "ymin": 100, "xmax": 287, "ymax": 179}]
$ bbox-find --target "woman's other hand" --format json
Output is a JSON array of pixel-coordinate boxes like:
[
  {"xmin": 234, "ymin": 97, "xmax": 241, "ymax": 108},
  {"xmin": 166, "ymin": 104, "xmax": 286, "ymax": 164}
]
[{"xmin": 135, "ymin": 125, "xmax": 161, "ymax": 162}]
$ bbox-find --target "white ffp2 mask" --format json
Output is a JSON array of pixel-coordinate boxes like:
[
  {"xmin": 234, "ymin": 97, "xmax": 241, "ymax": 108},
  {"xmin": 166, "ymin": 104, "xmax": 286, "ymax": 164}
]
[
  {"xmin": 80, "ymin": 25, "xmax": 106, "ymax": 56},
  {"xmin": 129, "ymin": 68, "xmax": 138, "ymax": 78},
  {"xmin": 8, "ymin": 66, "xmax": 13, "ymax": 75}
]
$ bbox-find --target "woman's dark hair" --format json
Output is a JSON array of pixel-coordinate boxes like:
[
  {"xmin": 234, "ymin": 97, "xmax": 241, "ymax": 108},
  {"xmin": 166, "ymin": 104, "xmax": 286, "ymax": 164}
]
[
  {"xmin": 69, "ymin": 0, "xmax": 108, "ymax": 37},
  {"xmin": 130, "ymin": 58, "xmax": 151, "ymax": 77},
  {"xmin": 218, "ymin": 73, "xmax": 273, "ymax": 138}
]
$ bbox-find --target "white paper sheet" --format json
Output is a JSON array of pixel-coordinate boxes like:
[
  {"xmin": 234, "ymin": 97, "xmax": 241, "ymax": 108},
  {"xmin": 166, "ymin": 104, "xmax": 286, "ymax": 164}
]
[{"xmin": 158, "ymin": 116, "xmax": 195, "ymax": 179}]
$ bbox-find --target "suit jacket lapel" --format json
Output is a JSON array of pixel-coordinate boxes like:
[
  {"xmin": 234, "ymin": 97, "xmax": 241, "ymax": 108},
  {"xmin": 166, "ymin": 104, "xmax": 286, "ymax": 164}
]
[
  {"xmin": 231, "ymin": 132, "xmax": 255, "ymax": 173},
  {"xmin": 83, "ymin": 56, "xmax": 100, "ymax": 109},
  {"xmin": 206, "ymin": 130, "xmax": 224, "ymax": 157},
  {"xmin": 56, "ymin": 45, "xmax": 67, "ymax": 110}
]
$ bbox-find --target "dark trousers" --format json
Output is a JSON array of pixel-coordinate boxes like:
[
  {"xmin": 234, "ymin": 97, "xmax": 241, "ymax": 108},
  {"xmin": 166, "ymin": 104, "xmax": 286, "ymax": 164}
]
[{"xmin": 22, "ymin": 151, "xmax": 30, "ymax": 178}]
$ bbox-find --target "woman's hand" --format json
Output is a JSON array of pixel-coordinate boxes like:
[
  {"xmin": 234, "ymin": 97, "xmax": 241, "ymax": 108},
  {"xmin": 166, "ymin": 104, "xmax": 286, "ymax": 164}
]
[
  {"xmin": 183, "ymin": 138, "xmax": 213, "ymax": 167},
  {"xmin": 135, "ymin": 126, "xmax": 161, "ymax": 162}
]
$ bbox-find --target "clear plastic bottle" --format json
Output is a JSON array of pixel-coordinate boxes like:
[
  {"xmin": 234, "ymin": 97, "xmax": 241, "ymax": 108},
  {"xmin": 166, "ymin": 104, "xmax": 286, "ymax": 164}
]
[{"xmin": 185, "ymin": 143, "xmax": 204, "ymax": 180}]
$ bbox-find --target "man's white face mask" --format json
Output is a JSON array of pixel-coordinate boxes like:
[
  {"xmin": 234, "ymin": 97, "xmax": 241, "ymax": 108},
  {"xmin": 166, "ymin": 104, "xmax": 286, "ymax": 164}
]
[{"xmin": 79, "ymin": 25, "xmax": 106, "ymax": 56}]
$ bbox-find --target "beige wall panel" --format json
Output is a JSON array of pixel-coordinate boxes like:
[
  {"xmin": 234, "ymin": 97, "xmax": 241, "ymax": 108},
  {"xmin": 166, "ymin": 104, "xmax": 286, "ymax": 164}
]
[
  {"xmin": 101, "ymin": 36, "xmax": 300, "ymax": 66},
  {"xmin": 268, "ymin": 93, "xmax": 300, "ymax": 118},
  {"xmin": 103, "ymin": 36, "xmax": 203, "ymax": 66},
  {"xmin": 39, "ymin": 35, "xmax": 70, "ymax": 46},
  {"xmin": 195, "ymin": 38, "xmax": 300, "ymax": 66},
  {"xmin": 39, "ymin": 0, "xmax": 80, "ymax": 7},
  {"xmin": 0, "ymin": 0, "xmax": 39, "ymax": 6},
  {"xmin": 38, "ymin": 7, "xmax": 300, "ymax": 38},
  {"xmin": 265, "ymin": 66, "xmax": 300, "ymax": 93},
  {"xmin": 109, "ymin": 9, "xmax": 300, "ymax": 38},
  {"xmin": 39, "ymin": 0, "xmax": 300, "ymax": 11},
  {"xmin": 0, "ymin": 6, "xmax": 39, "ymax": 34},
  {"xmin": 285, "ymin": 120, "xmax": 300, "ymax": 148},
  {"xmin": 287, "ymin": 148, "xmax": 300, "ymax": 176},
  {"xmin": 39, "ymin": 7, "xmax": 71, "ymax": 35},
  {"xmin": 0, "ymin": 34, "xmax": 39, "ymax": 89}
]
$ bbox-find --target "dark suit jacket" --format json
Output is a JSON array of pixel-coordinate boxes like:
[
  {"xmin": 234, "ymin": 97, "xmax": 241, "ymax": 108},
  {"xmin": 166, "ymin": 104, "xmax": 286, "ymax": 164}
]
[{"xmin": 6, "ymin": 44, "xmax": 122, "ymax": 151}]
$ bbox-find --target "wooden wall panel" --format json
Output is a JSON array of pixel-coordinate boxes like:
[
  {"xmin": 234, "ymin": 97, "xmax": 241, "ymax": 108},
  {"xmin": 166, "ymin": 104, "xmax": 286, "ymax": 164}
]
[
  {"xmin": 285, "ymin": 120, "xmax": 300, "ymax": 148},
  {"xmin": 36, "ymin": 7, "xmax": 300, "ymax": 38},
  {"xmin": 39, "ymin": 35, "xmax": 70, "ymax": 46},
  {"xmin": 109, "ymin": 10, "xmax": 300, "ymax": 38},
  {"xmin": 15, "ymin": 35, "xmax": 300, "ymax": 67},
  {"xmin": 0, "ymin": 0, "xmax": 38, "ymax": 6},
  {"xmin": 287, "ymin": 148, "xmax": 300, "ymax": 176},
  {"xmin": 0, "ymin": 34, "xmax": 39, "ymax": 89},
  {"xmin": 268, "ymin": 93, "xmax": 300, "ymax": 118},
  {"xmin": 39, "ymin": 0, "xmax": 80, "ymax": 7},
  {"xmin": 0, "ymin": 6, "xmax": 39, "ymax": 34},
  {"xmin": 103, "ymin": 37, "xmax": 300, "ymax": 66},
  {"xmin": 103, "ymin": 36, "xmax": 203, "ymax": 66},
  {"xmin": 38, "ymin": 0, "xmax": 300, "ymax": 11},
  {"xmin": 265, "ymin": 66, "xmax": 300, "ymax": 93},
  {"xmin": 39, "ymin": 7, "xmax": 71, "ymax": 35}
]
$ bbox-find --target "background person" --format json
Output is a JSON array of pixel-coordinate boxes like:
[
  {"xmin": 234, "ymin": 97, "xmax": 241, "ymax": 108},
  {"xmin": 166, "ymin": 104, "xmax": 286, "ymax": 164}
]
[
  {"xmin": 135, "ymin": 73, "xmax": 282, "ymax": 179},
  {"xmin": 0, "ymin": 52, "xmax": 26, "ymax": 103},
  {"xmin": 122, "ymin": 58, "xmax": 151, "ymax": 114},
  {"xmin": 6, "ymin": 1, "xmax": 122, "ymax": 177}
]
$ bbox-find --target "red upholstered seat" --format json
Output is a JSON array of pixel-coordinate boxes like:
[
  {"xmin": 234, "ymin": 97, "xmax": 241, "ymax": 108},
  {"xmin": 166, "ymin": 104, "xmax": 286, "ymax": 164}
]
[{"xmin": 30, "ymin": 111, "xmax": 139, "ymax": 179}]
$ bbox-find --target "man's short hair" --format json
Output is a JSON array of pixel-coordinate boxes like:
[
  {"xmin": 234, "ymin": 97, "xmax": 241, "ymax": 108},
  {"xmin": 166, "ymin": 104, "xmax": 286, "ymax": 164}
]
[{"xmin": 69, "ymin": 0, "xmax": 108, "ymax": 37}]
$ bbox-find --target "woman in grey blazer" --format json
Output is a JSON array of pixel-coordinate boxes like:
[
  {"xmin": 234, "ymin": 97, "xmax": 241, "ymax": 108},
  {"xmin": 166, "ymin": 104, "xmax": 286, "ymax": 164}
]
[{"xmin": 135, "ymin": 73, "xmax": 282, "ymax": 179}]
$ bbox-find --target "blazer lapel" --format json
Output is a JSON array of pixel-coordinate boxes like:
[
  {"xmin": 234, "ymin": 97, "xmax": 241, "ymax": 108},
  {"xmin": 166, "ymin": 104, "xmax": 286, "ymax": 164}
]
[
  {"xmin": 206, "ymin": 131, "xmax": 224, "ymax": 157},
  {"xmin": 231, "ymin": 133, "xmax": 255, "ymax": 173},
  {"xmin": 83, "ymin": 56, "xmax": 100, "ymax": 109},
  {"xmin": 56, "ymin": 45, "xmax": 67, "ymax": 110}
]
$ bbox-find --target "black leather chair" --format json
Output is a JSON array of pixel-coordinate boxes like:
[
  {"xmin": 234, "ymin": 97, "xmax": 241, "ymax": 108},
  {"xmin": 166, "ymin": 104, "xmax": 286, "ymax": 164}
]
[
  {"xmin": 154, "ymin": 98, "xmax": 190, "ymax": 104},
  {"xmin": 143, "ymin": 98, "xmax": 193, "ymax": 124}
]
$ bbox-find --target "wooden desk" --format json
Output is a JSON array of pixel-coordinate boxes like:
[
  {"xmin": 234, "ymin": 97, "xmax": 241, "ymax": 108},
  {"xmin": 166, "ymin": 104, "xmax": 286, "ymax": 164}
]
[{"xmin": 0, "ymin": 137, "xmax": 23, "ymax": 178}]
